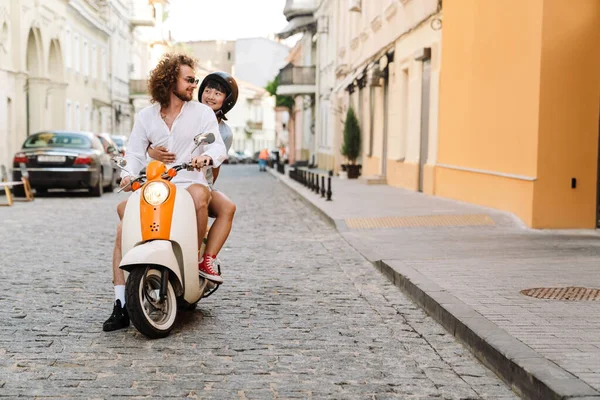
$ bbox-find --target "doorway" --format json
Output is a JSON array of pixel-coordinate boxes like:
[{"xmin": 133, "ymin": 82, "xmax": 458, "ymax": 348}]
[{"xmin": 418, "ymin": 58, "xmax": 431, "ymax": 192}]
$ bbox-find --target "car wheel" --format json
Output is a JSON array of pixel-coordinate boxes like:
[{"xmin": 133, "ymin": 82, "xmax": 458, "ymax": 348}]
[
  {"xmin": 90, "ymin": 169, "xmax": 104, "ymax": 197},
  {"xmin": 105, "ymin": 169, "xmax": 117, "ymax": 193}
]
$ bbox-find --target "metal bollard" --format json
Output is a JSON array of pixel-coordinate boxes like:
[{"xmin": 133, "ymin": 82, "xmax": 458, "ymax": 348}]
[
  {"xmin": 321, "ymin": 176, "xmax": 325, "ymax": 197},
  {"xmin": 326, "ymin": 176, "xmax": 332, "ymax": 201},
  {"xmin": 309, "ymin": 172, "xmax": 314, "ymax": 191},
  {"xmin": 315, "ymin": 174, "xmax": 321, "ymax": 196}
]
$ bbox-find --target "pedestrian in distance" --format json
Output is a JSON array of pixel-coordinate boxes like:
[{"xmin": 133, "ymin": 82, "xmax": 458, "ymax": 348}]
[{"xmin": 258, "ymin": 148, "xmax": 269, "ymax": 172}]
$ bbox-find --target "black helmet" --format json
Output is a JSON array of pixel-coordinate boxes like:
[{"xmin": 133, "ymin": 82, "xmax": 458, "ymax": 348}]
[{"xmin": 198, "ymin": 71, "xmax": 239, "ymax": 119}]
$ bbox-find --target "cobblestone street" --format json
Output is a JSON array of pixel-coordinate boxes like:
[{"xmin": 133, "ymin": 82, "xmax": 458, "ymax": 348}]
[{"xmin": 0, "ymin": 165, "xmax": 516, "ymax": 399}]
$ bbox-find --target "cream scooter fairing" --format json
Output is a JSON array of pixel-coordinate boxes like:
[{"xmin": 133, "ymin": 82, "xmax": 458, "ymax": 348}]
[{"xmin": 114, "ymin": 132, "xmax": 217, "ymax": 339}]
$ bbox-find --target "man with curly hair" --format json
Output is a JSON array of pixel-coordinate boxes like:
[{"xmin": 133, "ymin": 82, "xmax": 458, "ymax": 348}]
[{"xmin": 103, "ymin": 53, "xmax": 227, "ymax": 332}]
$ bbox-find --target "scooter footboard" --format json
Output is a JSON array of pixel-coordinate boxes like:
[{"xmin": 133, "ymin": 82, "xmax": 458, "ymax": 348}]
[{"xmin": 120, "ymin": 240, "xmax": 183, "ymax": 296}]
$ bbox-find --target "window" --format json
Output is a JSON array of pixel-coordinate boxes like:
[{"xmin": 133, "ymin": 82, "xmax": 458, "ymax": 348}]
[
  {"xmin": 65, "ymin": 29, "xmax": 71, "ymax": 69},
  {"xmin": 83, "ymin": 39, "xmax": 89, "ymax": 76},
  {"xmin": 91, "ymin": 44, "xmax": 97, "ymax": 79},
  {"xmin": 66, "ymin": 99, "xmax": 72, "ymax": 130},
  {"xmin": 84, "ymin": 105, "xmax": 90, "ymax": 131},
  {"xmin": 75, "ymin": 102, "xmax": 80, "ymax": 130},
  {"xmin": 74, "ymin": 33, "xmax": 80, "ymax": 73},
  {"xmin": 400, "ymin": 67, "xmax": 409, "ymax": 159},
  {"xmin": 7, "ymin": 98, "xmax": 12, "ymax": 143},
  {"xmin": 101, "ymin": 48, "xmax": 107, "ymax": 82}
]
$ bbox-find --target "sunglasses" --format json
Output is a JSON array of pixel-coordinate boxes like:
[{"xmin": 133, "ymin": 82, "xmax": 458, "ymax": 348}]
[{"xmin": 184, "ymin": 77, "xmax": 199, "ymax": 85}]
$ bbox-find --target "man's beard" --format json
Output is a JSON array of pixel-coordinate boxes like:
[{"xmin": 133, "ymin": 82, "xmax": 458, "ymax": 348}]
[{"xmin": 173, "ymin": 88, "xmax": 193, "ymax": 102}]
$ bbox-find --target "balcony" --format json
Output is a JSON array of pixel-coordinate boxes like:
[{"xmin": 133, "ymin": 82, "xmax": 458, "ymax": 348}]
[
  {"xmin": 246, "ymin": 120, "xmax": 263, "ymax": 130},
  {"xmin": 278, "ymin": 0, "xmax": 317, "ymax": 39},
  {"xmin": 129, "ymin": 79, "xmax": 148, "ymax": 95},
  {"xmin": 276, "ymin": 65, "xmax": 316, "ymax": 96},
  {"xmin": 283, "ymin": 0, "xmax": 317, "ymax": 20},
  {"xmin": 130, "ymin": 2, "xmax": 155, "ymax": 27}
]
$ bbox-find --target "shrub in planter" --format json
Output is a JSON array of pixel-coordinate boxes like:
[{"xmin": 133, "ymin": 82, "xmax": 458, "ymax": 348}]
[{"xmin": 341, "ymin": 107, "xmax": 361, "ymax": 179}]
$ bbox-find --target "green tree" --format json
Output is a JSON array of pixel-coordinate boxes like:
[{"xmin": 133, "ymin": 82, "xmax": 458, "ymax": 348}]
[
  {"xmin": 341, "ymin": 107, "xmax": 361, "ymax": 165},
  {"xmin": 265, "ymin": 76, "xmax": 294, "ymax": 110}
]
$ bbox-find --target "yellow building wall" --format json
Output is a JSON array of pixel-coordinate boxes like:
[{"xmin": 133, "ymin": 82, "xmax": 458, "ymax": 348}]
[
  {"xmin": 363, "ymin": 156, "xmax": 380, "ymax": 177},
  {"xmin": 532, "ymin": 0, "xmax": 600, "ymax": 228},
  {"xmin": 437, "ymin": 168, "xmax": 535, "ymax": 226},
  {"xmin": 437, "ymin": 0, "xmax": 543, "ymax": 178},
  {"xmin": 317, "ymin": 152, "xmax": 336, "ymax": 172},
  {"xmin": 436, "ymin": 0, "xmax": 600, "ymax": 228},
  {"xmin": 422, "ymin": 165, "xmax": 436, "ymax": 195},
  {"xmin": 387, "ymin": 162, "xmax": 419, "ymax": 190}
]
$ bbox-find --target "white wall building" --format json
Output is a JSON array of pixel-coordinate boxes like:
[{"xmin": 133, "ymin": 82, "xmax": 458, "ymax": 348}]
[
  {"xmin": 276, "ymin": 0, "xmax": 317, "ymax": 165},
  {"xmin": 0, "ymin": 0, "xmax": 167, "ymax": 169},
  {"xmin": 129, "ymin": 0, "xmax": 171, "ymax": 119},
  {"xmin": 234, "ymin": 37, "xmax": 290, "ymax": 88}
]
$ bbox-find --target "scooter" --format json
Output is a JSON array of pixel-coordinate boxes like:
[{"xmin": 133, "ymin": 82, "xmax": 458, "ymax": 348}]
[{"xmin": 112, "ymin": 132, "xmax": 219, "ymax": 339}]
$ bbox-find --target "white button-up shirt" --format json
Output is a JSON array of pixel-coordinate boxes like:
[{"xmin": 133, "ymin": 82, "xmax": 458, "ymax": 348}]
[{"xmin": 121, "ymin": 101, "xmax": 227, "ymax": 188}]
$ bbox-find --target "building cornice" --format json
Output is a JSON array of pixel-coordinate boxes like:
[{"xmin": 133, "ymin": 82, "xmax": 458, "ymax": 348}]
[{"xmin": 67, "ymin": 0, "xmax": 111, "ymax": 37}]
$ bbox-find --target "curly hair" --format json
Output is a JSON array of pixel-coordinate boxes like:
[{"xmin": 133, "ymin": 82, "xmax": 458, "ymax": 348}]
[{"xmin": 148, "ymin": 53, "xmax": 196, "ymax": 107}]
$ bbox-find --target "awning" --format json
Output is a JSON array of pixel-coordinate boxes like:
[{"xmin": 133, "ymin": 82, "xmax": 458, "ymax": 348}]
[{"xmin": 277, "ymin": 16, "xmax": 316, "ymax": 39}]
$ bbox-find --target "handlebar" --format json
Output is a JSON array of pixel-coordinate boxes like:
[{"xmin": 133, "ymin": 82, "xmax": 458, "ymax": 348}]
[{"xmin": 119, "ymin": 159, "xmax": 214, "ymax": 192}]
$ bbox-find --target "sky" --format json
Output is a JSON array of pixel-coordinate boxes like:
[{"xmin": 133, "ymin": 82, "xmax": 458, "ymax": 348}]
[{"xmin": 165, "ymin": 0, "xmax": 291, "ymax": 42}]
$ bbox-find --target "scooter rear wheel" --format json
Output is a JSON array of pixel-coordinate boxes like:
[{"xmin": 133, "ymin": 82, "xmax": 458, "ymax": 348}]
[{"xmin": 126, "ymin": 267, "xmax": 177, "ymax": 339}]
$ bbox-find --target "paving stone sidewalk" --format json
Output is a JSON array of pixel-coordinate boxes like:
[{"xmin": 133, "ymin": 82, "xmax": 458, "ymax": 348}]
[{"xmin": 271, "ymin": 166, "xmax": 600, "ymax": 399}]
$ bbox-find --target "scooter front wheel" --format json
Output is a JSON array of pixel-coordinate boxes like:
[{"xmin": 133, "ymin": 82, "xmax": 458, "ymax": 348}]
[{"xmin": 126, "ymin": 267, "xmax": 177, "ymax": 339}]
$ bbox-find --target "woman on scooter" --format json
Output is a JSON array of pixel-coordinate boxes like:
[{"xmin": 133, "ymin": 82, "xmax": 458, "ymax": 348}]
[{"xmin": 148, "ymin": 72, "xmax": 238, "ymax": 283}]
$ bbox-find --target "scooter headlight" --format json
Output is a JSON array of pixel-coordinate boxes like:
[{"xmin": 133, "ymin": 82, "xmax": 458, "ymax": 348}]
[{"xmin": 143, "ymin": 181, "xmax": 170, "ymax": 206}]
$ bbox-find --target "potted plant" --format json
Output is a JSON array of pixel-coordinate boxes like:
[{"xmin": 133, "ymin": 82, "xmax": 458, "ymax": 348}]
[{"xmin": 340, "ymin": 107, "xmax": 362, "ymax": 179}]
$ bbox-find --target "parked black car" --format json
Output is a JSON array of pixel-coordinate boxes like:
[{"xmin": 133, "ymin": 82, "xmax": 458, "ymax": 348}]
[{"xmin": 12, "ymin": 131, "xmax": 117, "ymax": 196}]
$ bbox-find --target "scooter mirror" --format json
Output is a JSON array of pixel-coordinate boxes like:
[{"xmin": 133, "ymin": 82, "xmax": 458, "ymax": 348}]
[
  {"xmin": 194, "ymin": 132, "xmax": 215, "ymax": 146},
  {"xmin": 112, "ymin": 156, "xmax": 127, "ymax": 168}
]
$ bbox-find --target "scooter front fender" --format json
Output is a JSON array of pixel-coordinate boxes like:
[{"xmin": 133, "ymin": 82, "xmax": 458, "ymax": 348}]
[{"xmin": 120, "ymin": 240, "xmax": 184, "ymax": 296}]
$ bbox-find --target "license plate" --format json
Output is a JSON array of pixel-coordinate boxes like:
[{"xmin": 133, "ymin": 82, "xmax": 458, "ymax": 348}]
[{"xmin": 38, "ymin": 155, "xmax": 66, "ymax": 163}]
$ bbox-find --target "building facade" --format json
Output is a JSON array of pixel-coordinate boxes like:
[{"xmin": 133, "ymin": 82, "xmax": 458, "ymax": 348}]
[
  {"xmin": 329, "ymin": 0, "xmax": 441, "ymax": 190},
  {"xmin": 0, "ymin": 0, "xmax": 161, "ymax": 169},
  {"xmin": 234, "ymin": 37, "xmax": 291, "ymax": 89},
  {"xmin": 172, "ymin": 40, "xmax": 236, "ymax": 74},
  {"xmin": 276, "ymin": 0, "xmax": 317, "ymax": 166},
  {"xmin": 436, "ymin": 0, "xmax": 600, "ymax": 228},
  {"xmin": 129, "ymin": 0, "xmax": 171, "ymax": 117}
]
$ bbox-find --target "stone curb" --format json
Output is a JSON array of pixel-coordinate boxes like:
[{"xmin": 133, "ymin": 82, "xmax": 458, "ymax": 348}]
[
  {"xmin": 377, "ymin": 260, "xmax": 600, "ymax": 400},
  {"xmin": 268, "ymin": 167, "xmax": 600, "ymax": 400}
]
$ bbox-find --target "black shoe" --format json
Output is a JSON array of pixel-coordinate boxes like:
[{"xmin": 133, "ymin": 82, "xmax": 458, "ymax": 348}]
[{"xmin": 102, "ymin": 300, "xmax": 129, "ymax": 332}]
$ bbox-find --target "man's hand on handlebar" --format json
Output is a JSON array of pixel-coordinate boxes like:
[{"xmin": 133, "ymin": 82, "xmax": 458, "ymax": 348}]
[
  {"xmin": 119, "ymin": 176, "xmax": 133, "ymax": 192},
  {"xmin": 191, "ymin": 155, "xmax": 213, "ymax": 170}
]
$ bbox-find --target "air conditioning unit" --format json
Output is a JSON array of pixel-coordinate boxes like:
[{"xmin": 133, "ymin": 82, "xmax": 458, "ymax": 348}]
[{"xmin": 349, "ymin": 0, "xmax": 361, "ymax": 12}]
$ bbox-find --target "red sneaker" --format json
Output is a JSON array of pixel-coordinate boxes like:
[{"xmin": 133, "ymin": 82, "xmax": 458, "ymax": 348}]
[{"xmin": 198, "ymin": 255, "xmax": 223, "ymax": 284}]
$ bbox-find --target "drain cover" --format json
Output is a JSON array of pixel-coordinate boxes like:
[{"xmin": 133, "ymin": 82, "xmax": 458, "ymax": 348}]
[{"xmin": 520, "ymin": 287, "xmax": 600, "ymax": 301}]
